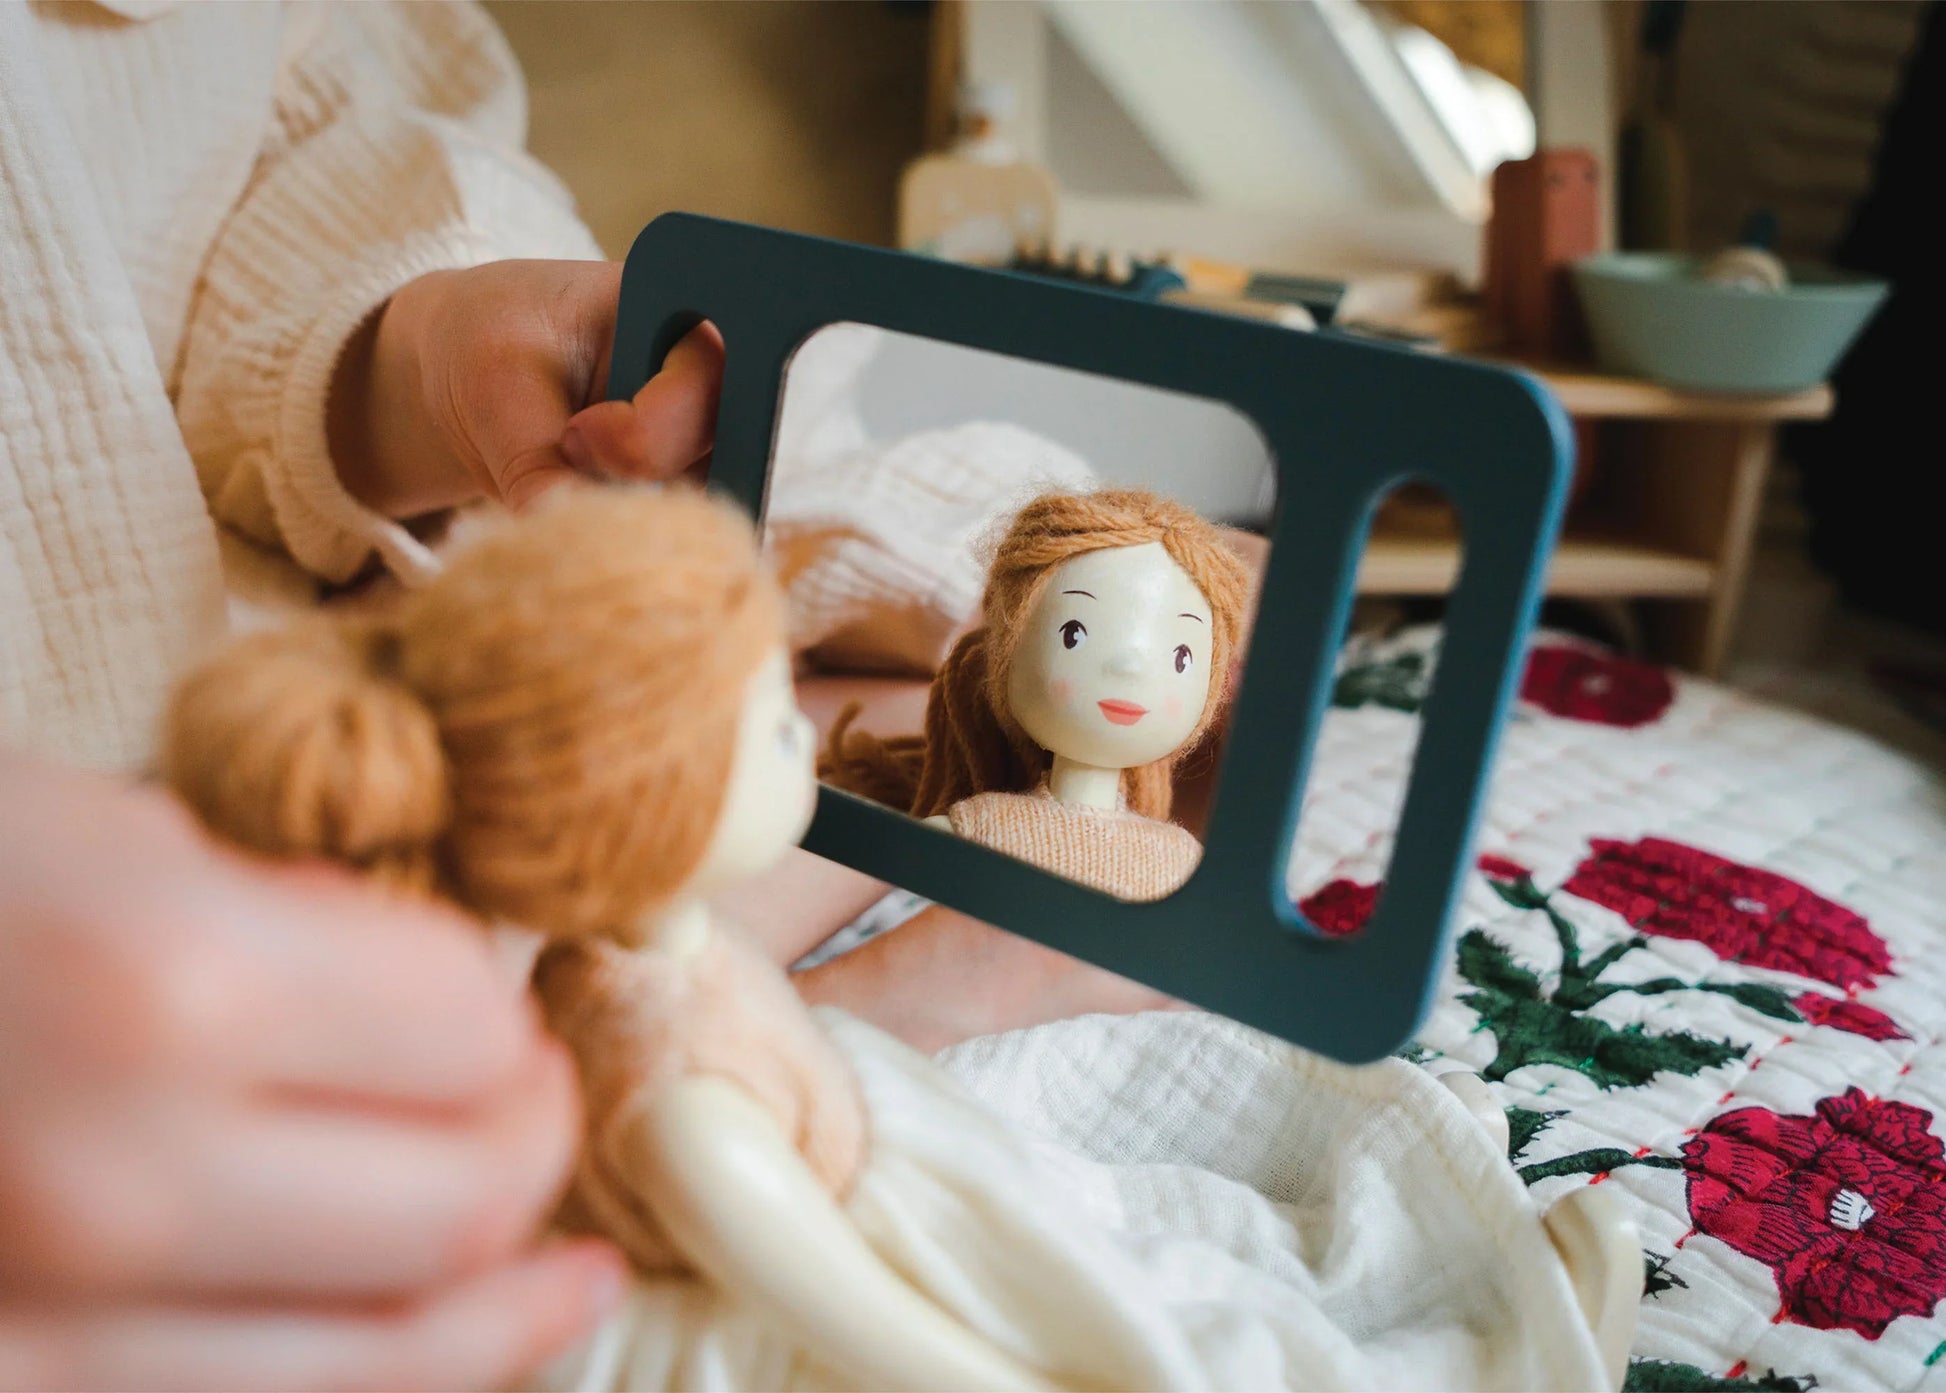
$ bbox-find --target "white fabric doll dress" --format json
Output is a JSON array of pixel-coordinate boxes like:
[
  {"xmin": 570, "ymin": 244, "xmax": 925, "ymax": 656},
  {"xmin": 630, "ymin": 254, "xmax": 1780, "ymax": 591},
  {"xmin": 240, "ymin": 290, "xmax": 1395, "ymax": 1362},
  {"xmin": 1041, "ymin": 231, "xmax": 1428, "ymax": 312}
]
[{"xmin": 537, "ymin": 1007, "xmax": 1610, "ymax": 1392}]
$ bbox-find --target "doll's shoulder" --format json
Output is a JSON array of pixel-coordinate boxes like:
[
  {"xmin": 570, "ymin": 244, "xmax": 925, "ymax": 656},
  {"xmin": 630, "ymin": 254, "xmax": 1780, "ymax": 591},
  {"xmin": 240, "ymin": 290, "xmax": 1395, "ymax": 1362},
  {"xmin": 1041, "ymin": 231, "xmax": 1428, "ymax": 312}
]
[{"xmin": 945, "ymin": 792, "xmax": 1200, "ymax": 901}]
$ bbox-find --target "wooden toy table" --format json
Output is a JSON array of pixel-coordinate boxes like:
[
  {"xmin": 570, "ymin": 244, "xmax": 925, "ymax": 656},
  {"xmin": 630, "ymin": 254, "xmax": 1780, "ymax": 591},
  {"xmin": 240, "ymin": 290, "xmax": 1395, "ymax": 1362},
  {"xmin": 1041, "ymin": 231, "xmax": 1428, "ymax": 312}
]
[{"xmin": 1356, "ymin": 356, "xmax": 1833, "ymax": 677}]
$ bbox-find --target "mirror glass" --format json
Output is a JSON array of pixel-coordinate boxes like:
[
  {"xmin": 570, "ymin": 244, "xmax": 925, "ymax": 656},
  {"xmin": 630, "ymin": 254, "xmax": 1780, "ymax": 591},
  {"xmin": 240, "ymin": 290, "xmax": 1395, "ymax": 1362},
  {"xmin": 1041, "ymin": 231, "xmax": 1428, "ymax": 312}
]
[{"xmin": 764, "ymin": 323, "xmax": 1273, "ymax": 903}]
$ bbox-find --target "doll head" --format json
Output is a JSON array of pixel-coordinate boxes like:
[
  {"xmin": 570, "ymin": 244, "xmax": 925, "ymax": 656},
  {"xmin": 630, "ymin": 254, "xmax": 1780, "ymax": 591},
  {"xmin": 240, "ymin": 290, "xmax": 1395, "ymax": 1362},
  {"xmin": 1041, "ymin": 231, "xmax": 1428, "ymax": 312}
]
[
  {"xmin": 899, "ymin": 488, "xmax": 1249, "ymax": 821},
  {"xmin": 162, "ymin": 488, "xmax": 814, "ymax": 944},
  {"xmin": 1004, "ymin": 539, "xmax": 1216, "ymax": 773}
]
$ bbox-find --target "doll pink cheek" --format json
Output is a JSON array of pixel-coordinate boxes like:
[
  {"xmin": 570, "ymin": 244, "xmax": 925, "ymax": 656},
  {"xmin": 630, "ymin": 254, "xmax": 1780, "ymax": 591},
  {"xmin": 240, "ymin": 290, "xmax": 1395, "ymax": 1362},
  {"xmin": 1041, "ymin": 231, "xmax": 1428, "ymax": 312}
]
[
  {"xmin": 1048, "ymin": 677, "xmax": 1076, "ymax": 706},
  {"xmin": 1165, "ymin": 694, "xmax": 1184, "ymax": 720}
]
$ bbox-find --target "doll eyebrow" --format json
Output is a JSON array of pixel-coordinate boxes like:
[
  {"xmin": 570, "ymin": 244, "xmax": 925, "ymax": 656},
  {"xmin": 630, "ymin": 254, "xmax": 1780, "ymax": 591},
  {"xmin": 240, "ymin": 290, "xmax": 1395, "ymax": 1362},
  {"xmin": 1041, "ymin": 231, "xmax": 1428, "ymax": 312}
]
[
  {"xmin": 1179, "ymin": 613, "xmax": 1204, "ymax": 623},
  {"xmin": 1060, "ymin": 589, "xmax": 1096, "ymax": 599}
]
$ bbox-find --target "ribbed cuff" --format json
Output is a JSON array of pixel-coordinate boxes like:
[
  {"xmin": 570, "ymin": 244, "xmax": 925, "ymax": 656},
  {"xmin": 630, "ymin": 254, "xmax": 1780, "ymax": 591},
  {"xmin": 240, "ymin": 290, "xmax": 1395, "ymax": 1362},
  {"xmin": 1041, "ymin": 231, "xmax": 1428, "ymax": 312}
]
[{"xmin": 266, "ymin": 228, "xmax": 518, "ymax": 585}]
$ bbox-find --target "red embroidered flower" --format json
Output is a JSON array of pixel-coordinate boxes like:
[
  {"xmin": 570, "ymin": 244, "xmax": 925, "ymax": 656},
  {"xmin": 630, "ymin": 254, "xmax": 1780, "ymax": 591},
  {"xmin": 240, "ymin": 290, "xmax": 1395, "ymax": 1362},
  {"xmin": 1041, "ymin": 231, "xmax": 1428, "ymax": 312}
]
[
  {"xmin": 1478, "ymin": 854, "xmax": 1531, "ymax": 883},
  {"xmin": 1563, "ymin": 837, "xmax": 1891, "ymax": 991},
  {"xmin": 1683, "ymin": 1089, "xmax": 1946, "ymax": 1338},
  {"xmin": 1792, "ymin": 993, "xmax": 1909, "ymax": 1042},
  {"xmin": 1298, "ymin": 879, "xmax": 1377, "ymax": 937},
  {"xmin": 1521, "ymin": 645, "xmax": 1674, "ymax": 728}
]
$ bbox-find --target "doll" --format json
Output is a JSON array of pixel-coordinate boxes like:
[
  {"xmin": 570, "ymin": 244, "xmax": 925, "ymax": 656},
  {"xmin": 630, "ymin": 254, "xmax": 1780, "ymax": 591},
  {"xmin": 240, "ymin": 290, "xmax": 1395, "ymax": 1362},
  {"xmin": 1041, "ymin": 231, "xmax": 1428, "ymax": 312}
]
[
  {"xmin": 160, "ymin": 487, "xmax": 1048, "ymax": 1391},
  {"xmin": 823, "ymin": 488, "xmax": 1251, "ymax": 900},
  {"xmin": 158, "ymin": 487, "xmax": 1636, "ymax": 1393}
]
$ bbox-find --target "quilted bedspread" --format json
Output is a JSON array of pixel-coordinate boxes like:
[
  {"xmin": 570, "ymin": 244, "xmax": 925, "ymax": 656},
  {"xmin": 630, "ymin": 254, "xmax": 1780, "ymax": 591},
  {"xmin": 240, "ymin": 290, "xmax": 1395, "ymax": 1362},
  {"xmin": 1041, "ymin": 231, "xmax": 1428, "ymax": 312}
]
[{"xmin": 1294, "ymin": 628, "xmax": 1946, "ymax": 1392}]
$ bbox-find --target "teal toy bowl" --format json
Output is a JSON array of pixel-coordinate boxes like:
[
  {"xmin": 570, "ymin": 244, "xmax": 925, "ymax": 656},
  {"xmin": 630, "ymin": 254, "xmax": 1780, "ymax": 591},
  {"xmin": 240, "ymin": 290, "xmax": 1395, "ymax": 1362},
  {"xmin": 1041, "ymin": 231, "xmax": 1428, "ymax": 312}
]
[{"xmin": 1572, "ymin": 252, "xmax": 1888, "ymax": 394}]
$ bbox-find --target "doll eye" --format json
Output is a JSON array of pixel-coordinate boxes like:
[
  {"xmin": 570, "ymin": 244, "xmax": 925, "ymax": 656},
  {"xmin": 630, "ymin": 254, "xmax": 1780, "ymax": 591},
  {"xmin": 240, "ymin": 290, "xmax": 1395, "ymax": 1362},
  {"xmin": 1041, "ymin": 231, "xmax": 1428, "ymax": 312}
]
[
  {"xmin": 1174, "ymin": 644, "xmax": 1194, "ymax": 673},
  {"xmin": 1060, "ymin": 619, "xmax": 1088, "ymax": 650}
]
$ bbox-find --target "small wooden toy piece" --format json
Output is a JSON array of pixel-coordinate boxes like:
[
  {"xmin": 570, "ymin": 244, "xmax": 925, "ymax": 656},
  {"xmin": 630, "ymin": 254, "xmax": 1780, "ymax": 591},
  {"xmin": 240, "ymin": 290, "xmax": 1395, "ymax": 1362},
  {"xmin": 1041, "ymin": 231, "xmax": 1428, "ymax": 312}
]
[
  {"xmin": 1007, "ymin": 240, "xmax": 1188, "ymax": 300},
  {"xmin": 1700, "ymin": 210, "xmax": 1788, "ymax": 292},
  {"xmin": 824, "ymin": 489, "xmax": 1249, "ymax": 902},
  {"xmin": 1483, "ymin": 147, "xmax": 1603, "ymax": 360},
  {"xmin": 1005, "ymin": 242, "xmax": 1328, "ymax": 330},
  {"xmin": 898, "ymin": 81, "xmax": 1058, "ymax": 266}
]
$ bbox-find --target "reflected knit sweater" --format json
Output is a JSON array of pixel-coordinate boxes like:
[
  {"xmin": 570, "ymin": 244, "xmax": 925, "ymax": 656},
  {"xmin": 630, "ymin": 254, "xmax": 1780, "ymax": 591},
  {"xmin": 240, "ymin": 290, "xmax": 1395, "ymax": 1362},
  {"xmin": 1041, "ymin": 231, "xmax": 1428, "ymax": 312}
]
[{"xmin": 947, "ymin": 789, "xmax": 1202, "ymax": 902}]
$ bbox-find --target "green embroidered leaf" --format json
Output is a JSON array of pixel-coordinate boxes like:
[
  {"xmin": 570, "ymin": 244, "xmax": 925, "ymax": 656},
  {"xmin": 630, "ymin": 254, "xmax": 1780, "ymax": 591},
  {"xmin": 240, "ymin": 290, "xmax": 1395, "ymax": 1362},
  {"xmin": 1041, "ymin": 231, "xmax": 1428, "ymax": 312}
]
[
  {"xmin": 1332, "ymin": 650, "xmax": 1429, "ymax": 713},
  {"xmin": 1586, "ymin": 1019, "xmax": 1746, "ymax": 1089},
  {"xmin": 1516, "ymin": 1147, "xmax": 1681, "ymax": 1184},
  {"xmin": 1577, "ymin": 930, "xmax": 1642, "ymax": 976},
  {"xmin": 1699, "ymin": 981, "xmax": 1805, "ymax": 1023},
  {"xmin": 1545, "ymin": 905, "xmax": 1588, "ymax": 981},
  {"xmin": 1486, "ymin": 875, "xmax": 1552, "ymax": 913},
  {"xmin": 1505, "ymin": 1106, "xmax": 1566, "ymax": 1164},
  {"xmin": 1624, "ymin": 1359, "xmax": 1815, "ymax": 1392},
  {"xmin": 1456, "ymin": 929, "xmax": 1543, "ymax": 999},
  {"xmin": 1464, "ymin": 986, "xmax": 1747, "ymax": 1090},
  {"xmin": 1643, "ymin": 1251, "xmax": 1688, "ymax": 1298}
]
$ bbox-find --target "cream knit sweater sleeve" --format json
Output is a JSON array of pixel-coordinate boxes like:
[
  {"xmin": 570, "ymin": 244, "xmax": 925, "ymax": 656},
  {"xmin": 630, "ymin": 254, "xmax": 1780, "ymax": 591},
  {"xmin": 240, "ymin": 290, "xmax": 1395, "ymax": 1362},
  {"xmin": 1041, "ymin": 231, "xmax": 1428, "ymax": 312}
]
[{"xmin": 174, "ymin": 1, "xmax": 603, "ymax": 585}]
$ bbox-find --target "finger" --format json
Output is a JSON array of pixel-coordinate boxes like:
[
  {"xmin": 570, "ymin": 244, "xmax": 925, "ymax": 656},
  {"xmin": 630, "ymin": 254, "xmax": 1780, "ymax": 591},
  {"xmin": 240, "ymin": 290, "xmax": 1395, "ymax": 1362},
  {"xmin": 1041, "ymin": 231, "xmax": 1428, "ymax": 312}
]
[
  {"xmin": 446, "ymin": 260, "xmax": 628, "ymax": 513},
  {"xmin": 178, "ymin": 1042, "xmax": 580, "ymax": 1298},
  {"xmin": 560, "ymin": 321, "xmax": 723, "ymax": 482},
  {"xmin": 5, "ymin": 1040, "xmax": 578, "ymax": 1300},
  {"xmin": 495, "ymin": 443, "xmax": 581, "ymax": 514},
  {"xmin": 0, "ymin": 1239, "xmax": 625, "ymax": 1393},
  {"xmin": 210, "ymin": 863, "xmax": 544, "ymax": 1108},
  {"xmin": 451, "ymin": 361, "xmax": 583, "ymax": 513},
  {"xmin": 0, "ymin": 833, "xmax": 540, "ymax": 1110}
]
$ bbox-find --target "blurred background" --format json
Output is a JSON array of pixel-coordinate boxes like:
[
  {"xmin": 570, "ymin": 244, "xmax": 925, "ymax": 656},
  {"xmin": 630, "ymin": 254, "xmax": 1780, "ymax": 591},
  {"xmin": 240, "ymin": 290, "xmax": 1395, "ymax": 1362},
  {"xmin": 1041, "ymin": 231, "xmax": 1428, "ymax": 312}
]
[
  {"xmin": 489, "ymin": 0, "xmax": 1941, "ymax": 736},
  {"xmin": 493, "ymin": 1, "xmax": 1919, "ymax": 270}
]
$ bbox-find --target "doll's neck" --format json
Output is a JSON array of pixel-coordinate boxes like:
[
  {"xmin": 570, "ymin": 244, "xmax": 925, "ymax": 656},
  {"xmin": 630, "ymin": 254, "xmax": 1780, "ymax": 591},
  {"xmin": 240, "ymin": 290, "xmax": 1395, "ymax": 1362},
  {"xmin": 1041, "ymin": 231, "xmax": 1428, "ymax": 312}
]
[
  {"xmin": 1047, "ymin": 754, "xmax": 1122, "ymax": 810},
  {"xmin": 642, "ymin": 897, "xmax": 712, "ymax": 961}
]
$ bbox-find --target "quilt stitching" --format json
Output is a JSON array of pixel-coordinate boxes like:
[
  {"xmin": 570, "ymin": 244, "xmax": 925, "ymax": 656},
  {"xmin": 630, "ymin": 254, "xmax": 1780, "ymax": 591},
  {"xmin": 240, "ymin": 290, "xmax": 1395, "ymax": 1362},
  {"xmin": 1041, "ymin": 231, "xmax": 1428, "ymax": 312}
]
[{"xmin": 1317, "ymin": 630, "xmax": 1946, "ymax": 1389}]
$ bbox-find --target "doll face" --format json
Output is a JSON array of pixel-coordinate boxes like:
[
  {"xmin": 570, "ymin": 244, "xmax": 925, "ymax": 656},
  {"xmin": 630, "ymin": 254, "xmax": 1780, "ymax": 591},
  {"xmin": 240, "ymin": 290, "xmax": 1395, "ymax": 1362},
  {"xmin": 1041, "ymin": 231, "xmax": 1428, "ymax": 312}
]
[
  {"xmin": 692, "ymin": 647, "xmax": 819, "ymax": 894},
  {"xmin": 1005, "ymin": 542, "xmax": 1215, "ymax": 772}
]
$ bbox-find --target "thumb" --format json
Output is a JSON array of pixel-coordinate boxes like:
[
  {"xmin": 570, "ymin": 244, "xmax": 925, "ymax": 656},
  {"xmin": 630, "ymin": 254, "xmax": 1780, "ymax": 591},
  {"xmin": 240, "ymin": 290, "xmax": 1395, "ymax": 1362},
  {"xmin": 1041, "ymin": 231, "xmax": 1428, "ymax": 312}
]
[
  {"xmin": 465, "ymin": 364, "xmax": 585, "ymax": 512},
  {"xmin": 559, "ymin": 323, "xmax": 723, "ymax": 485},
  {"xmin": 496, "ymin": 443, "xmax": 581, "ymax": 513}
]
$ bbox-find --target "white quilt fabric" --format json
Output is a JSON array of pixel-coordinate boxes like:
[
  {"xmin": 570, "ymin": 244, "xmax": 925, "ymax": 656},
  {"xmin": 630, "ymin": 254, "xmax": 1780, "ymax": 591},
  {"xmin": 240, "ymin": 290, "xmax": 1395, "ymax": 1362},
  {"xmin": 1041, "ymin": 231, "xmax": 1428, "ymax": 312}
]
[
  {"xmin": 1292, "ymin": 627, "xmax": 1946, "ymax": 1393},
  {"xmin": 545, "ymin": 1008, "xmax": 1608, "ymax": 1392},
  {"xmin": 780, "ymin": 623, "xmax": 1946, "ymax": 1392}
]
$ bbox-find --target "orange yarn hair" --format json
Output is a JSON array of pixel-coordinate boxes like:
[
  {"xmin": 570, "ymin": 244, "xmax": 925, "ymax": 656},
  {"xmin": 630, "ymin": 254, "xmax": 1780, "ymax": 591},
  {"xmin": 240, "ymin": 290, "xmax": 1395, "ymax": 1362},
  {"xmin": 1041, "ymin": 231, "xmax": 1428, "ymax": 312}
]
[
  {"xmin": 161, "ymin": 487, "xmax": 783, "ymax": 944},
  {"xmin": 825, "ymin": 488, "xmax": 1250, "ymax": 822}
]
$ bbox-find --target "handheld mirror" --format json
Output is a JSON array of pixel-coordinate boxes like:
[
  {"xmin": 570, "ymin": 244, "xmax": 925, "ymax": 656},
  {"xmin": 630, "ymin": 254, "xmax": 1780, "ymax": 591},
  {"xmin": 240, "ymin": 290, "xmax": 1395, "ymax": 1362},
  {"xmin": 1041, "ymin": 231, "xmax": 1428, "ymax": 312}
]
[{"xmin": 608, "ymin": 213, "xmax": 1572, "ymax": 1062}]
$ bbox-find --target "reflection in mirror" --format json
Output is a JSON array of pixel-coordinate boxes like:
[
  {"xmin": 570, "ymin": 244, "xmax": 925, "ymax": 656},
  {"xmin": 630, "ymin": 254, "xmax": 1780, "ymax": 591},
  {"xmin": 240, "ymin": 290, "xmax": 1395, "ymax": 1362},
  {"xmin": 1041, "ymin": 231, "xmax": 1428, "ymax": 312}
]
[
  {"xmin": 1285, "ymin": 484, "xmax": 1466, "ymax": 939},
  {"xmin": 763, "ymin": 324, "xmax": 1272, "ymax": 903}
]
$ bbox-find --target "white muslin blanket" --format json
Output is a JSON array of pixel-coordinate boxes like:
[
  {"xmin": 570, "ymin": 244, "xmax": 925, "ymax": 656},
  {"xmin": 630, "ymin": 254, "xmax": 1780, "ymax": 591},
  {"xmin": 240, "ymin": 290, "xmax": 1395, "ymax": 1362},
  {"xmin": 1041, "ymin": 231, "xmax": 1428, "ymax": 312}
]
[{"xmin": 541, "ymin": 1008, "xmax": 1609, "ymax": 1392}]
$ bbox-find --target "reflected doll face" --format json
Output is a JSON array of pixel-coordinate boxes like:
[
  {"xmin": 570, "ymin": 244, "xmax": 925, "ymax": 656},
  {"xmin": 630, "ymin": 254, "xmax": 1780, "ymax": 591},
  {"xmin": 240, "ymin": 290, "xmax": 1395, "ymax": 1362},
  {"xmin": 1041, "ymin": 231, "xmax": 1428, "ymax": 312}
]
[{"xmin": 1005, "ymin": 542, "xmax": 1215, "ymax": 771}]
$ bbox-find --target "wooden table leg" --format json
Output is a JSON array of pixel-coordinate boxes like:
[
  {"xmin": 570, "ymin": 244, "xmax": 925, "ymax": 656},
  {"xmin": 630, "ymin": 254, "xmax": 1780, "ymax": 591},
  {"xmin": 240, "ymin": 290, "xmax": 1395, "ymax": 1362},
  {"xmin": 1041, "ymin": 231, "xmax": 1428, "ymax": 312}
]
[{"xmin": 1625, "ymin": 421, "xmax": 1777, "ymax": 677}]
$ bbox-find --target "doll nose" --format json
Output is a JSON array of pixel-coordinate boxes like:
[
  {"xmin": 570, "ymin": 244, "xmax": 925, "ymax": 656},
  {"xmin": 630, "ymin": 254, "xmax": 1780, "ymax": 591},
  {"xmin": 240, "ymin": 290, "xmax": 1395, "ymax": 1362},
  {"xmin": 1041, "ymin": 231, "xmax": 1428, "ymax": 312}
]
[{"xmin": 1105, "ymin": 647, "xmax": 1147, "ymax": 680}]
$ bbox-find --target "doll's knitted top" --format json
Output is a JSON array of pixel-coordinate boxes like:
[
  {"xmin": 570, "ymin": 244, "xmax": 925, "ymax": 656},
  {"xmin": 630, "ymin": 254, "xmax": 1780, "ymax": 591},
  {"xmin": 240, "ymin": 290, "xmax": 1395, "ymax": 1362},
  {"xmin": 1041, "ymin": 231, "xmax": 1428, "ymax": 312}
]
[
  {"xmin": 535, "ymin": 923, "xmax": 868, "ymax": 1274},
  {"xmin": 947, "ymin": 789, "xmax": 1201, "ymax": 903}
]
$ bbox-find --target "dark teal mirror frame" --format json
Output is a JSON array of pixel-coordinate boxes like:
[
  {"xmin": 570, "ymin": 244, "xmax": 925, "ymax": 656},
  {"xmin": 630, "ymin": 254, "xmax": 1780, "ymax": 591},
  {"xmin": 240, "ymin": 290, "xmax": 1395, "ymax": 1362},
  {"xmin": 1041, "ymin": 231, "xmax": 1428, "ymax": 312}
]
[{"xmin": 609, "ymin": 213, "xmax": 1572, "ymax": 1062}]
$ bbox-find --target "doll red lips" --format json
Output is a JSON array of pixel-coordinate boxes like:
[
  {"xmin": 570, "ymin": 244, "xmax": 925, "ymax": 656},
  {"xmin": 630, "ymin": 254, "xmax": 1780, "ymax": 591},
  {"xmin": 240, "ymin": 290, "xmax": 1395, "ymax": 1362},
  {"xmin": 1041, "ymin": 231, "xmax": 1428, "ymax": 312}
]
[{"xmin": 1097, "ymin": 699, "xmax": 1148, "ymax": 726}]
